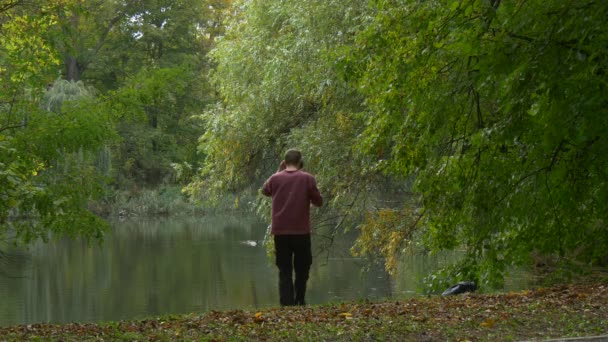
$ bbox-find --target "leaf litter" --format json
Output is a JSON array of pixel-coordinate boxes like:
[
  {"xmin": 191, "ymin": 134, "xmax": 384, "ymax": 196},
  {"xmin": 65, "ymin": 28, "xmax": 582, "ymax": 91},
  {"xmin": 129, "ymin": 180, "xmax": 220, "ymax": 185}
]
[{"xmin": 0, "ymin": 283, "xmax": 606, "ymax": 341}]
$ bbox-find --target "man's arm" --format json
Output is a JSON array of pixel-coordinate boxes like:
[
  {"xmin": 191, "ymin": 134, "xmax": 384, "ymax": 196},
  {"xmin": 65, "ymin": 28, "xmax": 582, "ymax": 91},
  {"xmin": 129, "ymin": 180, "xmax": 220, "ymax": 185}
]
[
  {"xmin": 309, "ymin": 177, "xmax": 323, "ymax": 207},
  {"xmin": 261, "ymin": 177, "xmax": 272, "ymax": 197},
  {"xmin": 262, "ymin": 162, "xmax": 284, "ymax": 196}
]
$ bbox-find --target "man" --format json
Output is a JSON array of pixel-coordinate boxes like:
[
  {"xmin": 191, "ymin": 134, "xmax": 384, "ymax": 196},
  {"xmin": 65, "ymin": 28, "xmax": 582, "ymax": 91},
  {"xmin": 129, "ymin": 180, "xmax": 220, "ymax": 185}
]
[{"xmin": 262, "ymin": 149, "xmax": 323, "ymax": 306}]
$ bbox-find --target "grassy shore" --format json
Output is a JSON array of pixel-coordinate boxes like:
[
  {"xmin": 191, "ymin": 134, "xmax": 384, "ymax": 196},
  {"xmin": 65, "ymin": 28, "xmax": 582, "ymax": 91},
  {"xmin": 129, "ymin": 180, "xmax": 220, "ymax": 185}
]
[{"xmin": 1, "ymin": 283, "xmax": 606, "ymax": 341}]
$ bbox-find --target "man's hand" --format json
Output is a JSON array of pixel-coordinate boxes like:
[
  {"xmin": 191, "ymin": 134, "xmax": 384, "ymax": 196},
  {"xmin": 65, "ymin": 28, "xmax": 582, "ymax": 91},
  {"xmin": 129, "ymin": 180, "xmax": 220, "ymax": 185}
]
[{"xmin": 278, "ymin": 160, "xmax": 287, "ymax": 172}]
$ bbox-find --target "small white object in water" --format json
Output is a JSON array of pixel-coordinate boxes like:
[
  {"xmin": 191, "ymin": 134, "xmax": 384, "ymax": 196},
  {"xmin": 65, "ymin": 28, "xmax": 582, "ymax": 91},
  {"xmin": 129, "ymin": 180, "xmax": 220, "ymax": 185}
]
[{"xmin": 241, "ymin": 240, "xmax": 258, "ymax": 247}]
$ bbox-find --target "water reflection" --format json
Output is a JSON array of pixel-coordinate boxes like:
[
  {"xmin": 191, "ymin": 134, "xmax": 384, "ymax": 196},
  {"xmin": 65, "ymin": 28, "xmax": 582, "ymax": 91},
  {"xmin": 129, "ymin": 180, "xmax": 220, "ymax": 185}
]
[
  {"xmin": 0, "ymin": 215, "xmax": 392, "ymax": 326},
  {"xmin": 1, "ymin": 215, "xmax": 537, "ymax": 327}
]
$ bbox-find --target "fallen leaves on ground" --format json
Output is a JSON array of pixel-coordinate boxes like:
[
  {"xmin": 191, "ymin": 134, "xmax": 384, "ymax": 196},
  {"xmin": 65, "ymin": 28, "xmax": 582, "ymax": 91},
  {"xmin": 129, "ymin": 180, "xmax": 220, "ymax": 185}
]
[{"xmin": 0, "ymin": 283, "xmax": 606, "ymax": 341}]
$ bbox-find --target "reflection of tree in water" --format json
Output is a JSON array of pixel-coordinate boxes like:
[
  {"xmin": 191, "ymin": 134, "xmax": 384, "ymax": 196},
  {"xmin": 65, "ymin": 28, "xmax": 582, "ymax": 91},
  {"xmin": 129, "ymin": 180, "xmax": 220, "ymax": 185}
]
[
  {"xmin": 9, "ymin": 216, "xmax": 277, "ymax": 325},
  {"xmin": 308, "ymin": 257, "xmax": 392, "ymax": 303},
  {"xmin": 110, "ymin": 216, "xmax": 263, "ymax": 240},
  {"xmin": 0, "ymin": 250, "xmax": 30, "ymax": 279},
  {"xmin": 1, "ymin": 215, "xmax": 410, "ymax": 326},
  {"xmin": 0, "ymin": 250, "xmax": 31, "ymax": 326}
]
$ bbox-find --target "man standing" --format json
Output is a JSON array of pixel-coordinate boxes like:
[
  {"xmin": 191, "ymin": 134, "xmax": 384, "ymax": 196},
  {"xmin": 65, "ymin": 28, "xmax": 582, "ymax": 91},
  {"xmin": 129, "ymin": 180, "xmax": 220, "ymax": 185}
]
[{"xmin": 262, "ymin": 149, "xmax": 323, "ymax": 306}]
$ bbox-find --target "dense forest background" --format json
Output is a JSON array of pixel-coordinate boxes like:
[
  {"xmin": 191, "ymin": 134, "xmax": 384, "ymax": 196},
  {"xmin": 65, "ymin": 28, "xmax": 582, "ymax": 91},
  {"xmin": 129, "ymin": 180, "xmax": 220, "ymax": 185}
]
[{"xmin": 1, "ymin": 0, "xmax": 606, "ymax": 290}]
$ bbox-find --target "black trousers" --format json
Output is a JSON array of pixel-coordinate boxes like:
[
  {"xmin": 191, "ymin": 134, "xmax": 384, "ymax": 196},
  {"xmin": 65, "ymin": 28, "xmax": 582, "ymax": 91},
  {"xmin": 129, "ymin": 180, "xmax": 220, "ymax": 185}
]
[{"xmin": 274, "ymin": 234, "xmax": 312, "ymax": 306}]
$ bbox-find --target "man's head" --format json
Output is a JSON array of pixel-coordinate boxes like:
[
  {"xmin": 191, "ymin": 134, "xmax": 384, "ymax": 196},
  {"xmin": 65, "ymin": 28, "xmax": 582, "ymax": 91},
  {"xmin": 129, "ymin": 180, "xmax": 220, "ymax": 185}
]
[{"xmin": 284, "ymin": 149, "xmax": 302, "ymax": 167}]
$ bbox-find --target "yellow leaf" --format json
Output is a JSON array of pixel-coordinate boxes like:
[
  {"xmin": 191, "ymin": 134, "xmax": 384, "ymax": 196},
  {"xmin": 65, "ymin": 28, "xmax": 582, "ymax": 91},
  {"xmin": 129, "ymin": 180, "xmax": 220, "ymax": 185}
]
[
  {"xmin": 480, "ymin": 318, "xmax": 495, "ymax": 328},
  {"xmin": 338, "ymin": 312, "xmax": 353, "ymax": 319}
]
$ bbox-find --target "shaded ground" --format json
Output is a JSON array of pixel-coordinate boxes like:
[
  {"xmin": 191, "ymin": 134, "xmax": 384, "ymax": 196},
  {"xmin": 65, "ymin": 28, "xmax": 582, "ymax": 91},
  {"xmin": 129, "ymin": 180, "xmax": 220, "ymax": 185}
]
[{"xmin": 0, "ymin": 283, "xmax": 606, "ymax": 341}]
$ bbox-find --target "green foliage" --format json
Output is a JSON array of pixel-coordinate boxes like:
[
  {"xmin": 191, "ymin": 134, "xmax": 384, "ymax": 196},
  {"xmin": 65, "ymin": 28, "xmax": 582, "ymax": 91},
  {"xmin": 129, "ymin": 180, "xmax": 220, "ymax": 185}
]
[
  {"xmin": 0, "ymin": 0, "xmax": 235, "ymax": 251},
  {"xmin": 108, "ymin": 186, "xmax": 205, "ymax": 217},
  {"xmin": 110, "ymin": 66, "xmax": 208, "ymax": 187},
  {"xmin": 74, "ymin": 0, "xmax": 226, "ymax": 189},
  {"xmin": 0, "ymin": 136, "xmax": 43, "ymax": 227},
  {"xmin": 0, "ymin": 3, "xmax": 114, "ymax": 249},
  {"xmin": 1, "ymin": 78, "xmax": 118, "ymax": 246},
  {"xmin": 198, "ymin": 0, "xmax": 378, "ymax": 231},
  {"xmin": 0, "ymin": 2, "xmax": 62, "ymax": 87},
  {"xmin": 201, "ymin": 0, "xmax": 608, "ymax": 289},
  {"xmin": 347, "ymin": 0, "xmax": 608, "ymax": 286},
  {"xmin": 43, "ymin": 79, "xmax": 96, "ymax": 113},
  {"xmin": 72, "ymin": 0, "xmax": 231, "ymax": 90}
]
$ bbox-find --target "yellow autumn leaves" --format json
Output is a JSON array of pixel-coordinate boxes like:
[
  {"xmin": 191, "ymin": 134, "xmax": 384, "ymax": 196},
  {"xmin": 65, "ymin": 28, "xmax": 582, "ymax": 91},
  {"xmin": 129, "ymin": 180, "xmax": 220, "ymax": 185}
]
[{"xmin": 351, "ymin": 206, "xmax": 419, "ymax": 275}]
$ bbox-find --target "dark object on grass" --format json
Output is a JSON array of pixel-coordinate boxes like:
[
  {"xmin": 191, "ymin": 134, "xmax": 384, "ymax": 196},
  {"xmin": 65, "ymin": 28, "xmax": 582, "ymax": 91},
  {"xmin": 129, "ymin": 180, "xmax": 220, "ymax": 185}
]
[{"xmin": 441, "ymin": 281, "xmax": 477, "ymax": 296}]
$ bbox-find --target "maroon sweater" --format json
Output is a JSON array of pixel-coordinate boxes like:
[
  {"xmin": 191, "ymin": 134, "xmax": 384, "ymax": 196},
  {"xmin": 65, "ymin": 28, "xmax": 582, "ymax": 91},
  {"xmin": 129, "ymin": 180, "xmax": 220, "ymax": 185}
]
[{"xmin": 262, "ymin": 169, "xmax": 323, "ymax": 235}]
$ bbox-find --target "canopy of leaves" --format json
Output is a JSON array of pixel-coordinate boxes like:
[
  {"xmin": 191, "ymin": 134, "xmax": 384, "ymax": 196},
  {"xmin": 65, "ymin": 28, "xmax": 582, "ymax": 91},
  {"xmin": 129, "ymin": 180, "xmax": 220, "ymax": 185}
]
[
  {"xmin": 200, "ymin": 0, "xmax": 608, "ymax": 288},
  {"xmin": 346, "ymin": 0, "xmax": 608, "ymax": 287},
  {"xmin": 1, "ymin": 0, "xmax": 234, "ymax": 250},
  {"xmin": 0, "ymin": 2, "xmax": 111, "ymax": 247},
  {"xmin": 79, "ymin": 0, "xmax": 230, "ymax": 188},
  {"xmin": 195, "ymin": 0, "xmax": 393, "ymax": 240}
]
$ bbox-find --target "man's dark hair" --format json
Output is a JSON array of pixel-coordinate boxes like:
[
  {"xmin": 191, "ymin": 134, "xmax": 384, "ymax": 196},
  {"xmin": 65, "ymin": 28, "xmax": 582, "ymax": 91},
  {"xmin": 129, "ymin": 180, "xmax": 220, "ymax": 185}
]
[{"xmin": 284, "ymin": 149, "xmax": 302, "ymax": 166}]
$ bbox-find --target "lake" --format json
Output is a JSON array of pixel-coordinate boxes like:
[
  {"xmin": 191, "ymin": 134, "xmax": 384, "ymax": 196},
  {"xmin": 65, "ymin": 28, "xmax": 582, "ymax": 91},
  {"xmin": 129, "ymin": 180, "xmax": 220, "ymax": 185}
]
[
  {"xmin": 0, "ymin": 214, "xmax": 534, "ymax": 327},
  {"xmin": 0, "ymin": 214, "xmax": 390, "ymax": 326}
]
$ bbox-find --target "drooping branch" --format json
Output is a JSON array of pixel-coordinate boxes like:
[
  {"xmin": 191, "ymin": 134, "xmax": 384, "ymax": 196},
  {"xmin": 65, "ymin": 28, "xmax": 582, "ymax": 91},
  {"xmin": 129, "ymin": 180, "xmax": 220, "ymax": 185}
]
[
  {"xmin": 0, "ymin": 0, "xmax": 22, "ymax": 14},
  {"xmin": 506, "ymin": 32, "xmax": 593, "ymax": 58},
  {"xmin": 0, "ymin": 123, "xmax": 25, "ymax": 133}
]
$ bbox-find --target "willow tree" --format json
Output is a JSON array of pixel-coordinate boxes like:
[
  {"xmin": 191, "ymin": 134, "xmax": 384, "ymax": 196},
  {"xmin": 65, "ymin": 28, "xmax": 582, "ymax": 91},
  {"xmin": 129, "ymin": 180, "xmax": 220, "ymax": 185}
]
[
  {"xmin": 193, "ymin": 0, "xmax": 409, "ymax": 259},
  {"xmin": 347, "ymin": 0, "xmax": 608, "ymax": 288},
  {"xmin": 201, "ymin": 0, "xmax": 608, "ymax": 290}
]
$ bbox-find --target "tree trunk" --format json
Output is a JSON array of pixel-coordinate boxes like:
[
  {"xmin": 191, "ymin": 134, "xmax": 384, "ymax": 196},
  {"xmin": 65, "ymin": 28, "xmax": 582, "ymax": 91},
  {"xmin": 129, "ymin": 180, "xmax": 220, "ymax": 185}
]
[{"xmin": 65, "ymin": 55, "xmax": 80, "ymax": 81}]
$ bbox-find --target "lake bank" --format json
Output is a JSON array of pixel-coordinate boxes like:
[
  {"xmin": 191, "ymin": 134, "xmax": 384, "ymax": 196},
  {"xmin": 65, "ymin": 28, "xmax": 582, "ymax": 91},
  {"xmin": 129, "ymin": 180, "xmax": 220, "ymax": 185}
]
[{"xmin": 1, "ymin": 282, "xmax": 606, "ymax": 341}]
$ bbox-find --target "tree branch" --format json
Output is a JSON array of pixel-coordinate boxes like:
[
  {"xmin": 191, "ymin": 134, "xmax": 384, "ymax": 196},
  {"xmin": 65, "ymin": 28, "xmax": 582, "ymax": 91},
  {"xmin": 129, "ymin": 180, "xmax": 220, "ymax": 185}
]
[
  {"xmin": 493, "ymin": 139, "xmax": 567, "ymax": 207},
  {"xmin": 507, "ymin": 32, "xmax": 592, "ymax": 58},
  {"xmin": 0, "ymin": 123, "xmax": 25, "ymax": 133},
  {"xmin": 470, "ymin": 86, "xmax": 484, "ymax": 129},
  {"xmin": 0, "ymin": 0, "xmax": 22, "ymax": 14},
  {"xmin": 93, "ymin": 12, "xmax": 126, "ymax": 54}
]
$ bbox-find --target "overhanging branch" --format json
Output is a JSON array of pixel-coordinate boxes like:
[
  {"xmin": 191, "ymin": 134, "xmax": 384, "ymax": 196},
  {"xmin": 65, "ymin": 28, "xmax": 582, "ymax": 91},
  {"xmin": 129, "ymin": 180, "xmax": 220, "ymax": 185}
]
[
  {"xmin": 0, "ymin": 0, "xmax": 22, "ymax": 14},
  {"xmin": 0, "ymin": 123, "xmax": 25, "ymax": 133}
]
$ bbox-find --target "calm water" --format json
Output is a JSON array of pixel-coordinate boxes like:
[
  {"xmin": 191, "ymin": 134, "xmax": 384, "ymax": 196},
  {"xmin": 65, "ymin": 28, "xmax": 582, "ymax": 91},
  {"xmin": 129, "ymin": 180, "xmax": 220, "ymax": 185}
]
[
  {"xmin": 0, "ymin": 214, "xmax": 393, "ymax": 327},
  {"xmin": 0, "ymin": 214, "xmax": 534, "ymax": 327}
]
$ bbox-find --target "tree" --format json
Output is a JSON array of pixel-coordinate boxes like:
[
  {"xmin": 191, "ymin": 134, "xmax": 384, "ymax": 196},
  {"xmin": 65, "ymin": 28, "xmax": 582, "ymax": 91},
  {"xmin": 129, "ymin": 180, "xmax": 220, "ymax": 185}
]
[
  {"xmin": 347, "ymin": 0, "xmax": 608, "ymax": 288},
  {"xmin": 1, "ymin": 2, "xmax": 115, "ymax": 250},
  {"xmin": 110, "ymin": 66, "xmax": 207, "ymax": 186},
  {"xmin": 193, "ymin": 0, "xmax": 416, "ymax": 264},
  {"xmin": 80, "ymin": 0, "xmax": 232, "ymax": 90},
  {"xmin": 200, "ymin": 0, "xmax": 608, "ymax": 290},
  {"xmin": 96, "ymin": 0, "xmax": 231, "ymax": 187},
  {"xmin": 1, "ymin": 0, "xmax": 236, "ymax": 250},
  {"xmin": 52, "ymin": 0, "xmax": 139, "ymax": 82},
  {"xmin": 197, "ymin": 0, "xmax": 372, "ymax": 201}
]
